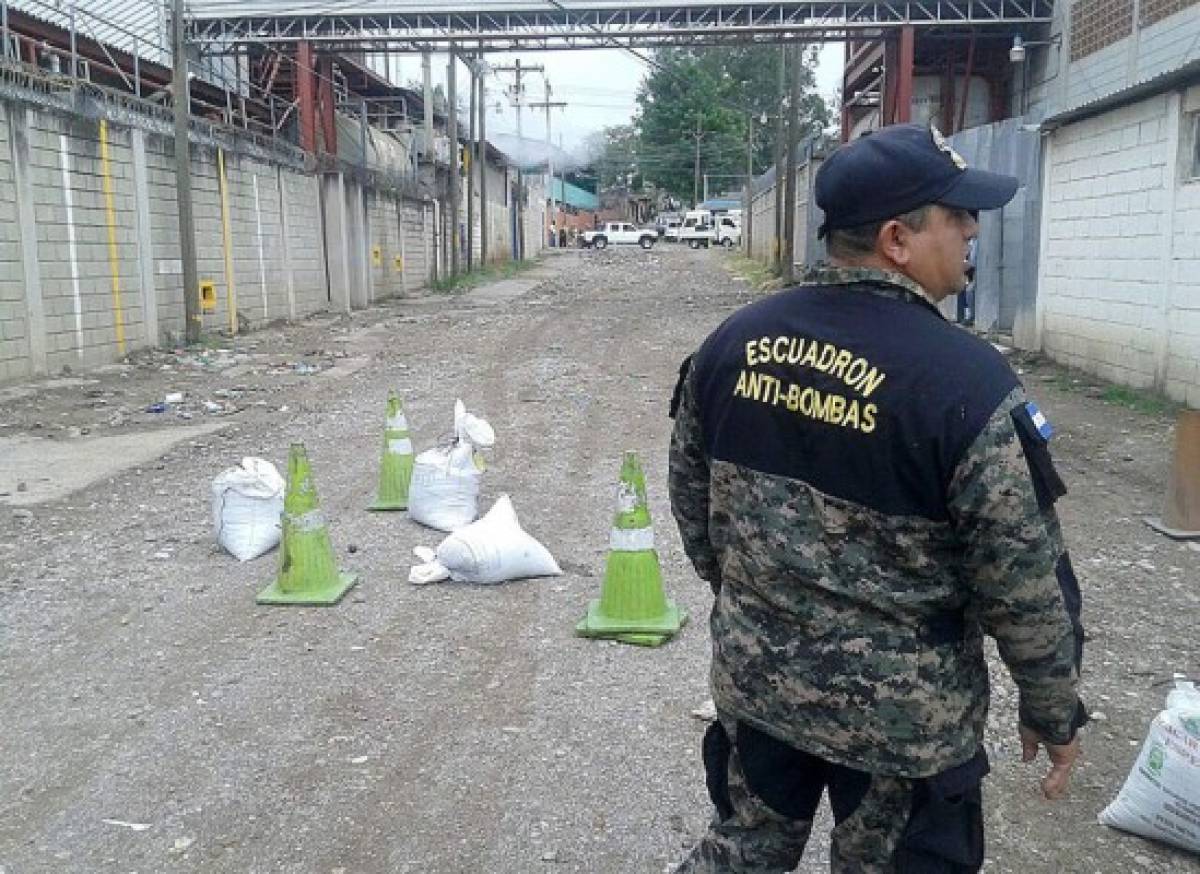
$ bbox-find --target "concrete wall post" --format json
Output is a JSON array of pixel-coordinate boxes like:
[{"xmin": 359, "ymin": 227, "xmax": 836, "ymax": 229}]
[
  {"xmin": 9, "ymin": 105, "xmax": 46, "ymax": 375},
  {"xmin": 130, "ymin": 128, "xmax": 158, "ymax": 347}
]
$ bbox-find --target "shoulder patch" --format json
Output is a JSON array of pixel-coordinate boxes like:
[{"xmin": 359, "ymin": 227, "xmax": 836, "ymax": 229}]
[
  {"xmin": 1016, "ymin": 401, "xmax": 1054, "ymax": 443},
  {"xmin": 1010, "ymin": 400, "xmax": 1067, "ymax": 509}
]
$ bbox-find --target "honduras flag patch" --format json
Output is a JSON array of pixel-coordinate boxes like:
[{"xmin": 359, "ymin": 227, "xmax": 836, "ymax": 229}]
[{"xmin": 1025, "ymin": 402, "xmax": 1053, "ymax": 440}]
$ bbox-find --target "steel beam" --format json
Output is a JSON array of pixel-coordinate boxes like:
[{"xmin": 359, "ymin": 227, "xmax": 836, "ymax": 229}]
[{"xmin": 187, "ymin": 1, "xmax": 1052, "ymax": 53}]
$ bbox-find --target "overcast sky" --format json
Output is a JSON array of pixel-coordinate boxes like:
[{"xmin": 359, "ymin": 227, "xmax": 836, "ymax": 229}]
[{"xmin": 387, "ymin": 42, "xmax": 844, "ymax": 157}]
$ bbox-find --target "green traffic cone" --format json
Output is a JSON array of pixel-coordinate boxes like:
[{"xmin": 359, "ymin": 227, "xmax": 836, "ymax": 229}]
[
  {"xmin": 576, "ymin": 451, "xmax": 686, "ymax": 646},
  {"xmin": 368, "ymin": 391, "xmax": 414, "ymax": 511},
  {"xmin": 257, "ymin": 443, "xmax": 358, "ymax": 606}
]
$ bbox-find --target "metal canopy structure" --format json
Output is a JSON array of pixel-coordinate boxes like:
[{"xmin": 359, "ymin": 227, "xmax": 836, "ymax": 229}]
[{"xmin": 187, "ymin": 1, "xmax": 1054, "ymax": 53}]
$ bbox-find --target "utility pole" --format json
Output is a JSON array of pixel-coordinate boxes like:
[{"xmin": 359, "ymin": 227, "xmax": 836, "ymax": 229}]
[
  {"xmin": 421, "ymin": 52, "xmax": 434, "ymax": 158},
  {"xmin": 745, "ymin": 113, "xmax": 755, "ymax": 257},
  {"xmin": 447, "ymin": 48, "xmax": 459, "ymax": 277},
  {"xmin": 528, "ymin": 81, "xmax": 567, "ymax": 248},
  {"xmin": 172, "ymin": 0, "xmax": 200, "ymax": 344},
  {"xmin": 479, "ymin": 71, "xmax": 488, "ymax": 266},
  {"xmin": 782, "ymin": 43, "xmax": 802, "ymax": 284},
  {"xmin": 422, "ymin": 52, "xmax": 439, "ymax": 281},
  {"xmin": 773, "ymin": 47, "xmax": 786, "ymax": 272},
  {"xmin": 493, "ymin": 59, "xmax": 544, "ymax": 259},
  {"xmin": 691, "ymin": 113, "xmax": 704, "ymax": 208},
  {"xmin": 467, "ymin": 62, "xmax": 477, "ymax": 271}
]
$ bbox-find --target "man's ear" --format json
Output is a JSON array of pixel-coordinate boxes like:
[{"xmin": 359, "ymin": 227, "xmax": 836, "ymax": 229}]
[{"xmin": 876, "ymin": 219, "xmax": 911, "ymax": 267}]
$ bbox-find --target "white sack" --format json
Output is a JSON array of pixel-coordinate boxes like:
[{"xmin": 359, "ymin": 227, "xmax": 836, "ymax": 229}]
[
  {"xmin": 407, "ymin": 400, "xmax": 494, "ymax": 532},
  {"xmin": 1099, "ymin": 677, "xmax": 1200, "ymax": 855},
  {"xmin": 211, "ymin": 457, "xmax": 285, "ymax": 561},
  {"xmin": 408, "ymin": 495, "xmax": 561, "ymax": 585}
]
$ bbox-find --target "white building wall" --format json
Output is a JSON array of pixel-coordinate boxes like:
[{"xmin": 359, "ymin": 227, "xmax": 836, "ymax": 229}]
[{"xmin": 1038, "ymin": 88, "xmax": 1200, "ymax": 407}]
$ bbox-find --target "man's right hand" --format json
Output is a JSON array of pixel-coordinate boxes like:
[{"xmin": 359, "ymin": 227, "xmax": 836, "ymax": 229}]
[{"xmin": 1019, "ymin": 724, "xmax": 1080, "ymax": 800}]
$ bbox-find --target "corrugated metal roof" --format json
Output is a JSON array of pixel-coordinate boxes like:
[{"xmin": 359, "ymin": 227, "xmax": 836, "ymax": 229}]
[
  {"xmin": 552, "ymin": 177, "xmax": 598, "ymax": 210},
  {"xmin": 1043, "ymin": 58, "xmax": 1200, "ymax": 131},
  {"xmin": 8, "ymin": 0, "xmax": 170, "ymax": 63}
]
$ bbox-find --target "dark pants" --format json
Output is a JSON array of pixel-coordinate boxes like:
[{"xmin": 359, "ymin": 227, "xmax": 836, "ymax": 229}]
[{"xmin": 675, "ymin": 719, "xmax": 987, "ymax": 873}]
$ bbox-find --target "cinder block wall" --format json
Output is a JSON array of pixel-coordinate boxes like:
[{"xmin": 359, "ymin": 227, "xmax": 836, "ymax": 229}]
[
  {"xmin": 1, "ymin": 90, "xmax": 540, "ymax": 384},
  {"xmin": 1039, "ymin": 89, "xmax": 1200, "ymax": 406},
  {"xmin": 24, "ymin": 109, "xmax": 147, "ymax": 372},
  {"xmin": 0, "ymin": 96, "xmax": 442, "ymax": 383},
  {"xmin": 0, "ymin": 100, "xmax": 338, "ymax": 378},
  {"xmin": 743, "ymin": 159, "xmax": 824, "ymax": 270}
]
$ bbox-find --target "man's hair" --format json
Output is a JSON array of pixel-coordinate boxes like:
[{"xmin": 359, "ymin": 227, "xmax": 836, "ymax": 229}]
[{"xmin": 825, "ymin": 205, "xmax": 932, "ymax": 261}]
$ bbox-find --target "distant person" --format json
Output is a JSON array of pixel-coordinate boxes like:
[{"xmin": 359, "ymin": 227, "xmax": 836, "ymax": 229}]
[{"xmin": 959, "ymin": 235, "xmax": 978, "ymax": 325}]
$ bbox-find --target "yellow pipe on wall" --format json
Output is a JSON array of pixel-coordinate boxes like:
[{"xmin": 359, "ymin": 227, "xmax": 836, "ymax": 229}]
[
  {"xmin": 217, "ymin": 147, "xmax": 238, "ymax": 335},
  {"xmin": 98, "ymin": 119, "xmax": 126, "ymax": 355}
]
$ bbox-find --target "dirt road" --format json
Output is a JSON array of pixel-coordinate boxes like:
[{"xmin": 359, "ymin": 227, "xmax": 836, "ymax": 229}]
[{"xmin": 1, "ymin": 246, "xmax": 1197, "ymax": 873}]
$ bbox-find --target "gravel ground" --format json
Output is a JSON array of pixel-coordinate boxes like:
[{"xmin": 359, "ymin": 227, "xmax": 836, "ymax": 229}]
[{"xmin": 1, "ymin": 245, "xmax": 1197, "ymax": 873}]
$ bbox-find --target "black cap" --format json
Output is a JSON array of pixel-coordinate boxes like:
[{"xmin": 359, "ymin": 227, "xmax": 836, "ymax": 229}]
[{"xmin": 815, "ymin": 124, "xmax": 1019, "ymax": 237}]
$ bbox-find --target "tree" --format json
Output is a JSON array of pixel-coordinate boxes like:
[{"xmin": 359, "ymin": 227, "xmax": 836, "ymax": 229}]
[
  {"xmin": 581, "ymin": 123, "xmax": 643, "ymax": 193},
  {"xmin": 633, "ymin": 46, "xmax": 829, "ymax": 203}
]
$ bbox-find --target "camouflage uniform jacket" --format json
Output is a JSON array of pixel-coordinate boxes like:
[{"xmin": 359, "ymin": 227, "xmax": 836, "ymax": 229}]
[{"xmin": 668, "ymin": 266, "xmax": 1084, "ymax": 778}]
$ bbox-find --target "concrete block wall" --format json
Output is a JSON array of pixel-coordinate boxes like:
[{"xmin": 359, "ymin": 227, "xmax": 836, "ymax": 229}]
[
  {"xmin": 1039, "ymin": 89, "xmax": 1200, "ymax": 406},
  {"xmin": 1164, "ymin": 87, "xmax": 1200, "ymax": 406},
  {"xmin": 480, "ymin": 162, "xmax": 512, "ymax": 264},
  {"xmin": 743, "ymin": 158, "xmax": 825, "ymax": 270},
  {"xmin": 749, "ymin": 184, "xmax": 775, "ymax": 262},
  {"xmin": 26, "ymin": 110, "xmax": 147, "ymax": 372},
  {"xmin": 366, "ymin": 190, "xmax": 422, "ymax": 301},
  {"xmin": 524, "ymin": 177, "xmax": 547, "ymax": 261},
  {"xmin": 0, "ymin": 96, "xmax": 342, "ymax": 380},
  {"xmin": 281, "ymin": 170, "xmax": 327, "ymax": 317},
  {"xmin": 1, "ymin": 93, "xmax": 530, "ymax": 383},
  {"xmin": 88, "ymin": 128, "xmax": 327, "ymax": 346},
  {"xmin": 399, "ymin": 200, "xmax": 431, "ymax": 289}
]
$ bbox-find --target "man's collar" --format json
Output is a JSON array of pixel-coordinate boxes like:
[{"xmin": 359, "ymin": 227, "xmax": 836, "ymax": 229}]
[{"xmin": 799, "ymin": 264, "xmax": 943, "ymax": 312}]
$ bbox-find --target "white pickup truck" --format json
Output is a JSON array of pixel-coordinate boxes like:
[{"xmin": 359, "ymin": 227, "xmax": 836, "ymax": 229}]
[
  {"xmin": 581, "ymin": 221, "xmax": 657, "ymax": 250},
  {"xmin": 682, "ymin": 214, "xmax": 742, "ymax": 249}
]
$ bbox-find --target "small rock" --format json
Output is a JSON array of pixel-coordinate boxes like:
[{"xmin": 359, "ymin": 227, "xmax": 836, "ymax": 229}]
[
  {"xmin": 347, "ymin": 543, "xmax": 359, "ymax": 554},
  {"xmin": 12, "ymin": 509, "xmax": 33, "ymax": 521},
  {"xmin": 16, "ymin": 481, "xmax": 28, "ymax": 493},
  {"xmin": 350, "ymin": 755, "xmax": 369, "ymax": 765},
  {"xmin": 168, "ymin": 836, "xmax": 194, "ymax": 855},
  {"xmin": 541, "ymin": 849, "xmax": 560, "ymax": 862},
  {"xmin": 1133, "ymin": 854, "xmax": 1153, "ymax": 868}
]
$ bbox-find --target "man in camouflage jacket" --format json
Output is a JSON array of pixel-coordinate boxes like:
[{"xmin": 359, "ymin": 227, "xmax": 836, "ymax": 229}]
[{"xmin": 668, "ymin": 124, "xmax": 1087, "ymax": 873}]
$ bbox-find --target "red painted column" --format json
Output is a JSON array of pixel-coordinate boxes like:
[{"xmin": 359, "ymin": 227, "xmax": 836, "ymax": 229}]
[
  {"xmin": 317, "ymin": 56, "xmax": 337, "ymax": 156},
  {"xmin": 895, "ymin": 25, "xmax": 915, "ymax": 124},
  {"xmin": 295, "ymin": 41, "xmax": 317, "ymax": 153}
]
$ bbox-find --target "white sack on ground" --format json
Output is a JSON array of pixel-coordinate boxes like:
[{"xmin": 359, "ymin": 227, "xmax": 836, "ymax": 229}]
[
  {"xmin": 1099, "ymin": 677, "xmax": 1200, "ymax": 855},
  {"xmin": 211, "ymin": 457, "xmax": 285, "ymax": 561},
  {"xmin": 407, "ymin": 399, "xmax": 495, "ymax": 532},
  {"xmin": 408, "ymin": 495, "xmax": 561, "ymax": 585}
]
